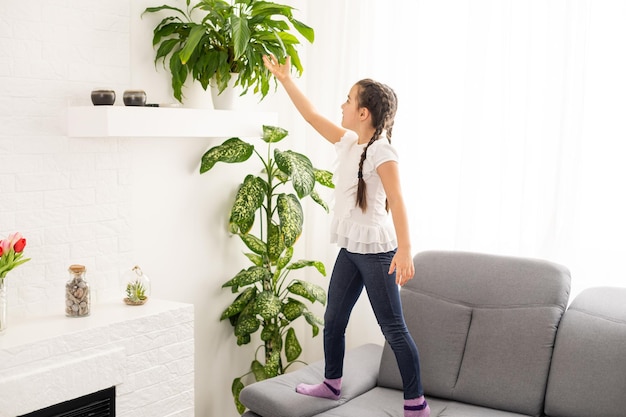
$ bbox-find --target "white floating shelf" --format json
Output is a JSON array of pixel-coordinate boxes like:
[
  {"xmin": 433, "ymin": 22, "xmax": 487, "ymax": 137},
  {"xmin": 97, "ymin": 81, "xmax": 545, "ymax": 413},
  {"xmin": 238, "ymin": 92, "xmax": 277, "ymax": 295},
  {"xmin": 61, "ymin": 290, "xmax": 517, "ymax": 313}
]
[{"xmin": 67, "ymin": 106, "xmax": 278, "ymax": 138}]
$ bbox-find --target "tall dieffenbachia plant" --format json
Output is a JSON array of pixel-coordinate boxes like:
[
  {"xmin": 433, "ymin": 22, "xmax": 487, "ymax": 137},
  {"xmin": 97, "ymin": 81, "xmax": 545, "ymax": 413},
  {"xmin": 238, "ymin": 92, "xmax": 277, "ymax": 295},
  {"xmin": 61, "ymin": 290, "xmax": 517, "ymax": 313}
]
[{"xmin": 200, "ymin": 125, "xmax": 333, "ymax": 414}]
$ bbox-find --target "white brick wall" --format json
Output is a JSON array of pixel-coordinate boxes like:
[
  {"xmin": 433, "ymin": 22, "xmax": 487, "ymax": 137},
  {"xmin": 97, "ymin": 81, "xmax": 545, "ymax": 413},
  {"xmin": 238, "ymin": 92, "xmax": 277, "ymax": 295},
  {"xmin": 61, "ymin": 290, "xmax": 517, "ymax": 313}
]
[
  {"xmin": 0, "ymin": 299, "xmax": 194, "ymax": 417},
  {"xmin": 0, "ymin": 1, "xmax": 133, "ymax": 315}
]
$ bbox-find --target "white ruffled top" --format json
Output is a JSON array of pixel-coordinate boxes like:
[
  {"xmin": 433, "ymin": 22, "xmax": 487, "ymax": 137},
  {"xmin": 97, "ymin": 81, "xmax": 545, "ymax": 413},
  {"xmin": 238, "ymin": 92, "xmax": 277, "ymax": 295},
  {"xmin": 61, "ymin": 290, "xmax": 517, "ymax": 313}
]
[{"xmin": 330, "ymin": 130, "xmax": 399, "ymax": 254}]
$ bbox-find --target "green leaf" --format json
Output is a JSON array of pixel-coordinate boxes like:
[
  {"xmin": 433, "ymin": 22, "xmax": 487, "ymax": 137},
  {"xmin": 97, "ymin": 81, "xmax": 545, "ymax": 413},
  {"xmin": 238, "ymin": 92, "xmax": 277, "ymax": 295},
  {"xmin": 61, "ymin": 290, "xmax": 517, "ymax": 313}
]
[
  {"xmin": 287, "ymin": 259, "xmax": 327, "ymax": 276},
  {"xmin": 310, "ymin": 189, "xmax": 329, "ymax": 213},
  {"xmin": 222, "ymin": 266, "xmax": 271, "ymax": 290},
  {"xmin": 231, "ymin": 377, "xmax": 246, "ymax": 415},
  {"xmin": 244, "ymin": 252, "xmax": 264, "ymax": 267},
  {"xmin": 231, "ymin": 15, "xmax": 251, "ymax": 59},
  {"xmin": 275, "ymin": 149, "xmax": 315, "ymax": 198},
  {"xmin": 287, "ymin": 280, "xmax": 327, "ymax": 305},
  {"xmin": 289, "ymin": 18, "xmax": 315, "ymax": 43},
  {"xmin": 143, "ymin": 5, "xmax": 187, "ymax": 19},
  {"xmin": 179, "ymin": 24, "xmax": 206, "ymax": 64},
  {"xmin": 200, "ymin": 137, "xmax": 254, "ymax": 173},
  {"xmin": 260, "ymin": 322, "xmax": 278, "ymax": 342},
  {"xmin": 304, "ymin": 311, "xmax": 323, "ymax": 337},
  {"xmin": 235, "ymin": 314, "xmax": 260, "ymax": 337},
  {"xmin": 262, "ymin": 125, "xmax": 289, "ymax": 143},
  {"xmin": 277, "ymin": 246, "xmax": 293, "ymax": 269},
  {"xmin": 282, "ymin": 298, "xmax": 305, "ymax": 321},
  {"xmin": 237, "ymin": 334, "xmax": 250, "ymax": 345},
  {"xmin": 254, "ymin": 291, "xmax": 282, "ymax": 320},
  {"xmin": 265, "ymin": 349, "xmax": 281, "ymax": 377},
  {"xmin": 267, "ymin": 222, "xmax": 284, "ymax": 263},
  {"xmin": 314, "ymin": 169, "xmax": 335, "ymax": 188},
  {"xmin": 220, "ymin": 286, "xmax": 257, "ymax": 320},
  {"xmin": 277, "ymin": 193, "xmax": 303, "ymax": 247},
  {"xmin": 240, "ymin": 233, "xmax": 267, "ymax": 255},
  {"xmin": 285, "ymin": 327, "xmax": 302, "ymax": 362},
  {"xmin": 229, "ymin": 175, "xmax": 266, "ymax": 234},
  {"xmin": 251, "ymin": 359, "xmax": 267, "ymax": 381}
]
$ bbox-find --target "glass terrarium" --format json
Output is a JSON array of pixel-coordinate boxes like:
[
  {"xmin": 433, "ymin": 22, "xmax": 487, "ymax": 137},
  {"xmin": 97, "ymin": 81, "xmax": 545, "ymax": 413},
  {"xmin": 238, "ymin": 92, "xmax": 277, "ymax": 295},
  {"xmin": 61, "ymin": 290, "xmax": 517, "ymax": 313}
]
[{"xmin": 122, "ymin": 265, "xmax": 151, "ymax": 305}]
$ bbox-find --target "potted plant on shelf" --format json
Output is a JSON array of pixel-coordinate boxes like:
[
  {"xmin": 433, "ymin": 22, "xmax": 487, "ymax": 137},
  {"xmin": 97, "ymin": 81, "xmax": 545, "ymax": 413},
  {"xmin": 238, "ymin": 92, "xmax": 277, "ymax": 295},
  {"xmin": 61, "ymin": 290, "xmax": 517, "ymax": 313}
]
[
  {"xmin": 143, "ymin": 0, "xmax": 314, "ymax": 106},
  {"xmin": 200, "ymin": 125, "xmax": 333, "ymax": 414}
]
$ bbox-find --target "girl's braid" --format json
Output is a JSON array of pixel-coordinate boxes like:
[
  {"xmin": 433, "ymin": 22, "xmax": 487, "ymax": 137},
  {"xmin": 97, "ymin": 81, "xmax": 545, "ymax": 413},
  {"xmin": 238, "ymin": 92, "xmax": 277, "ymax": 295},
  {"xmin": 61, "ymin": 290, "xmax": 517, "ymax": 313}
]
[{"xmin": 355, "ymin": 79, "xmax": 398, "ymax": 211}]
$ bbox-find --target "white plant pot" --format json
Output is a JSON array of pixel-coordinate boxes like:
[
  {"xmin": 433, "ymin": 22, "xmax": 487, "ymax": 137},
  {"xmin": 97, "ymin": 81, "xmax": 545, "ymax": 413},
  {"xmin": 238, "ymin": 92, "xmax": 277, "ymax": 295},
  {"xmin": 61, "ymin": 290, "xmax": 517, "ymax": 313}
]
[
  {"xmin": 210, "ymin": 73, "xmax": 240, "ymax": 110},
  {"xmin": 182, "ymin": 81, "xmax": 214, "ymax": 109}
]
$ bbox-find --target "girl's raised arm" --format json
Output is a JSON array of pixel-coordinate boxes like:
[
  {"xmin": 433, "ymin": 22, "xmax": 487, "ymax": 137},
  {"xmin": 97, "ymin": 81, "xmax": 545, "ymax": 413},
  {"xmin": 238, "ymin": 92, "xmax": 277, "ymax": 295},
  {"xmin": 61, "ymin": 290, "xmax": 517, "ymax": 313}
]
[{"xmin": 263, "ymin": 55, "xmax": 345, "ymax": 144}]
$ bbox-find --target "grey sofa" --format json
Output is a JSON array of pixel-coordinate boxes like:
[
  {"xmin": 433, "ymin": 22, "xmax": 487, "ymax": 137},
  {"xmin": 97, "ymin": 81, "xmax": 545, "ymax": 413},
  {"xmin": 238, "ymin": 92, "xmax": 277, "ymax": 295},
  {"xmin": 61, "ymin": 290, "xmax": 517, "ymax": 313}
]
[{"xmin": 240, "ymin": 251, "xmax": 626, "ymax": 417}]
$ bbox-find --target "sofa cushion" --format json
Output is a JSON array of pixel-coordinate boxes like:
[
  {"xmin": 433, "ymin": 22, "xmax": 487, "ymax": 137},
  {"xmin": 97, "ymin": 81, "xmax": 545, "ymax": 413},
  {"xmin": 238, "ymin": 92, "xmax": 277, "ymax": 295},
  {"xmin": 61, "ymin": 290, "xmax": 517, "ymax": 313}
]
[
  {"xmin": 378, "ymin": 291, "xmax": 473, "ymax": 395},
  {"xmin": 544, "ymin": 287, "xmax": 626, "ymax": 417},
  {"xmin": 378, "ymin": 251, "xmax": 570, "ymax": 417},
  {"xmin": 239, "ymin": 344, "xmax": 382, "ymax": 417},
  {"xmin": 310, "ymin": 388, "xmax": 533, "ymax": 417}
]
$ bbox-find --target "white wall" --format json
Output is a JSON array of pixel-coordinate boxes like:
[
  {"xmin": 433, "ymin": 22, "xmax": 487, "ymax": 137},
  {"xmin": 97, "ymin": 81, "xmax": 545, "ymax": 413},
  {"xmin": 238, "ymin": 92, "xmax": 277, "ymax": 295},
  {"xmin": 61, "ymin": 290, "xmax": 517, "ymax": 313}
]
[{"xmin": 1, "ymin": 1, "xmax": 356, "ymax": 417}]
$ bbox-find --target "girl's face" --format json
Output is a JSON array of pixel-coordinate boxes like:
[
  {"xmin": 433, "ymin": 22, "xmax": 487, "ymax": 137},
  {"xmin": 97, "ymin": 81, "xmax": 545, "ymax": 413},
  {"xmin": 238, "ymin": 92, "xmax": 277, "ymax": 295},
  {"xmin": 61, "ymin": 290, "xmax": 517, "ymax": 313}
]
[{"xmin": 341, "ymin": 84, "xmax": 362, "ymax": 130}]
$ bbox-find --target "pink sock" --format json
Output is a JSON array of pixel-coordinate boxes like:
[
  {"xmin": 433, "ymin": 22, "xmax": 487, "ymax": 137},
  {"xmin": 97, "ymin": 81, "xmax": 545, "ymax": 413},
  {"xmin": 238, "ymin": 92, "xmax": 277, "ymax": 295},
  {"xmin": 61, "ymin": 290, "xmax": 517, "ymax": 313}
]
[
  {"xmin": 404, "ymin": 396, "xmax": 430, "ymax": 417},
  {"xmin": 295, "ymin": 377, "xmax": 341, "ymax": 400}
]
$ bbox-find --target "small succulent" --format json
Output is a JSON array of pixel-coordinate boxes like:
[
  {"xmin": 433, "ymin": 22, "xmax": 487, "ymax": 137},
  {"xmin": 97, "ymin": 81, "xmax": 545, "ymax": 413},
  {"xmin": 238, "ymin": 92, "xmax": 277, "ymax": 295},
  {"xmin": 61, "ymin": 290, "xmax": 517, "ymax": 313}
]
[{"xmin": 126, "ymin": 280, "xmax": 147, "ymax": 302}]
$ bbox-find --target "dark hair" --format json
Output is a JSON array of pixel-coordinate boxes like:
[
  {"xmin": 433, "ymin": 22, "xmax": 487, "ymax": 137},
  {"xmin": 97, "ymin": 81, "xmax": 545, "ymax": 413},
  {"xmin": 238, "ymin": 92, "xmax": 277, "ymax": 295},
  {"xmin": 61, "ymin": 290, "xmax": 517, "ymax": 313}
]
[{"xmin": 355, "ymin": 79, "xmax": 398, "ymax": 211}]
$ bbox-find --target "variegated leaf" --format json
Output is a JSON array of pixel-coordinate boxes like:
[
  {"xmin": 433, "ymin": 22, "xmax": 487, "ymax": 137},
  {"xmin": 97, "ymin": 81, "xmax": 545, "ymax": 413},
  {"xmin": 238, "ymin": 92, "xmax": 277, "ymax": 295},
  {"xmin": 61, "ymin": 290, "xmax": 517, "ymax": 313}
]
[
  {"xmin": 274, "ymin": 149, "xmax": 315, "ymax": 198},
  {"xmin": 200, "ymin": 137, "xmax": 254, "ymax": 173},
  {"xmin": 304, "ymin": 311, "xmax": 323, "ymax": 337},
  {"xmin": 235, "ymin": 314, "xmax": 260, "ymax": 337},
  {"xmin": 309, "ymin": 189, "xmax": 329, "ymax": 213},
  {"xmin": 287, "ymin": 259, "xmax": 327, "ymax": 276},
  {"xmin": 265, "ymin": 349, "xmax": 281, "ymax": 378},
  {"xmin": 277, "ymin": 193, "xmax": 303, "ymax": 247},
  {"xmin": 277, "ymin": 246, "xmax": 294, "ymax": 269},
  {"xmin": 282, "ymin": 298, "xmax": 305, "ymax": 321},
  {"xmin": 262, "ymin": 125, "xmax": 289, "ymax": 143},
  {"xmin": 251, "ymin": 360, "xmax": 267, "ymax": 381},
  {"xmin": 254, "ymin": 291, "xmax": 282, "ymax": 320},
  {"xmin": 244, "ymin": 252, "xmax": 264, "ymax": 267},
  {"xmin": 240, "ymin": 233, "xmax": 267, "ymax": 255},
  {"xmin": 260, "ymin": 323, "xmax": 278, "ymax": 342},
  {"xmin": 267, "ymin": 223, "xmax": 284, "ymax": 262},
  {"xmin": 314, "ymin": 168, "xmax": 335, "ymax": 188},
  {"xmin": 232, "ymin": 378, "xmax": 246, "ymax": 415},
  {"xmin": 222, "ymin": 266, "xmax": 271, "ymax": 290},
  {"xmin": 285, "ymin": 327, "xmax": 302, "ymax": 362},
  {"xmin": 287, "ymin": 280, "xmax": 327, "ymax": 305},
  {"xmin": 229, "ymin": 175, "xmax": 266, "ymax": 234},
  {"xmin": 220, "ymin": 287, "xmax": 257, "ymax": 320}
]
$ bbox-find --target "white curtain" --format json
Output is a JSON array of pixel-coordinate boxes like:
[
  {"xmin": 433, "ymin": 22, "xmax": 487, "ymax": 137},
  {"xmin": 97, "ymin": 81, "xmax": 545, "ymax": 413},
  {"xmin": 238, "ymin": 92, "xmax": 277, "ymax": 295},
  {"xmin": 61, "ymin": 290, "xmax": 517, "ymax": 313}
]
[{"xmin": 303, "ymin": 0, "xmax": 626, "ymax": 301}]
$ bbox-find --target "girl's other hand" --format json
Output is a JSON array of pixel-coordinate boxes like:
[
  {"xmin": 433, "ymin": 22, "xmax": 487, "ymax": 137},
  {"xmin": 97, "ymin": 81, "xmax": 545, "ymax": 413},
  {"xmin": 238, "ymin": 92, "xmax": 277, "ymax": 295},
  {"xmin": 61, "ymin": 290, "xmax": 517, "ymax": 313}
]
[
  {"xmin": 389, "ymin": 250, "xmax": 415, "ymax": 286},
  {"xmin": 263, "ymin": 54, "xmax": 291, "ymax": 82}
]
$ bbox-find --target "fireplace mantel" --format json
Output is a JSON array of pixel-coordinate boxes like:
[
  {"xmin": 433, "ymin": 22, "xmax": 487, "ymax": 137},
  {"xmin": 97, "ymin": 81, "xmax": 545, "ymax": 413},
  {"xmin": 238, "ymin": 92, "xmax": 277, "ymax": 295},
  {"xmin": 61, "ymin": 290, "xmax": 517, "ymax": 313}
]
[{"xmin": 0, "ymin": 299, "xmax": 194, "ymax": 417}]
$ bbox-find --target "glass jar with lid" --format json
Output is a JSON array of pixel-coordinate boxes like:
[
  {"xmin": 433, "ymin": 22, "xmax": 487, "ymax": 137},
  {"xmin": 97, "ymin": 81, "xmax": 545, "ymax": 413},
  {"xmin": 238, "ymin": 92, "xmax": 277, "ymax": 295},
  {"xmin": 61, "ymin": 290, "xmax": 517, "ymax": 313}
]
[
  {"xmin": 65, "ymin": 264, "xmax": 90, "ymax": 317},
  {"xmin": 122, "ymin": 265, "xmax": 151, "ymax": 305}
]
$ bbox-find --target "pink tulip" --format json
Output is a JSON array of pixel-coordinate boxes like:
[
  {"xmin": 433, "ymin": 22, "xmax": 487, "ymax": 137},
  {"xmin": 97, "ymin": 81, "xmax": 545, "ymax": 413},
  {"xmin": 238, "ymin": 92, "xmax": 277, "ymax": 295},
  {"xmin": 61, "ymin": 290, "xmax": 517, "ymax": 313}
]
[{"xmin": 8, "ymin": 232, "xmax": 23, "ymax": 248}]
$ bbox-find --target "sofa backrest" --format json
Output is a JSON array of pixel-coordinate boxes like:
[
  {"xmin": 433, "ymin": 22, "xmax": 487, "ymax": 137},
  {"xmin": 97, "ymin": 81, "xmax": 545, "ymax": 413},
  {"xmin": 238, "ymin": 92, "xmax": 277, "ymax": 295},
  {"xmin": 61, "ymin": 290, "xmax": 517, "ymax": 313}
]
[
  {"xmin": 377, "ymin": 251, "xmax": 571, "ymax": 417},
  {"xmin": 544, "ymin": 287, "xmax": 626, "ymax": 417}
]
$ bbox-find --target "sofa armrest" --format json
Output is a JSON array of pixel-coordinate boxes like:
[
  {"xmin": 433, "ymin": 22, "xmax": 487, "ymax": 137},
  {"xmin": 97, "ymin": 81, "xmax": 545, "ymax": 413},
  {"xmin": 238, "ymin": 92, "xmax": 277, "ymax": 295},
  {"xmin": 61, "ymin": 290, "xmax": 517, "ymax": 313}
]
[{"xmin": 240, "ymin": 343, "xmax": 383, "ymax": 417}]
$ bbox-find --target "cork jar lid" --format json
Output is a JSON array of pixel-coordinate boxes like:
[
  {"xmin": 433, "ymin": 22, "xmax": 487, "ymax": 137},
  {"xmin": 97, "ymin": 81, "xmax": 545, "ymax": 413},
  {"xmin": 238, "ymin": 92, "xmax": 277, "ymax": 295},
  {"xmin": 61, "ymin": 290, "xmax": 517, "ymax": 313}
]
[{"xmin": 68, "ymin": 264, "xmax": 86, "ymax": 273}]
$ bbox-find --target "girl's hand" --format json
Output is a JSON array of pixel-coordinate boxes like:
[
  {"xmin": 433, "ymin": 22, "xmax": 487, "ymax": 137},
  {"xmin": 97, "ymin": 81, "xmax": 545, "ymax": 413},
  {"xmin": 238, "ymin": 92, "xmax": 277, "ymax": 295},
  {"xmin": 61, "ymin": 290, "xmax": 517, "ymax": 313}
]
[
  {"xmin": 263, "ymin": 54, "xmax": 291, "ymax": 82},
  {"xmin": 389, "ymin": 249, "xmax": 415, "ymax": 286}
]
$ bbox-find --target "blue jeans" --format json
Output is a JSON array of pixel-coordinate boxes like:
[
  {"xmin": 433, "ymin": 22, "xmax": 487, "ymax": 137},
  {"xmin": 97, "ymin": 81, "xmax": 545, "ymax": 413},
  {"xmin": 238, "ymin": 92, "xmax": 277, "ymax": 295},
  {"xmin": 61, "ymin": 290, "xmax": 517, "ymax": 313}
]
[{"xmin": 323, "ymin": 248, "xmax": 424, "ymax": 399}]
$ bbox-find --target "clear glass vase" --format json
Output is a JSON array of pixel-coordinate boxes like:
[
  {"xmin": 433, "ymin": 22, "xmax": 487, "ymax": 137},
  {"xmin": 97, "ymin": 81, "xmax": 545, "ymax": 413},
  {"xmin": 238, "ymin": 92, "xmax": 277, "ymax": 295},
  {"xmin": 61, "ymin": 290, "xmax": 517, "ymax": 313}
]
[
  {"xmin": 0, "ymin": 279, "xmax": 7, "ymax": 333},
  {"xmin": 122, "ymin": 265, "xmax": 151, "ymax": 306}
]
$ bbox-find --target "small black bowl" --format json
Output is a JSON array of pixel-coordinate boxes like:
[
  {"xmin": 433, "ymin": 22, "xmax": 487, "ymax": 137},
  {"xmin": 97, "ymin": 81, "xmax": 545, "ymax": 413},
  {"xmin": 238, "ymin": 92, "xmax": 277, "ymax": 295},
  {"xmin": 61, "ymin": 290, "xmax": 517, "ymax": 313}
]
[
  {"xmin": 123, "ymin": 90, "xmax": 147, "ymax": 106},
  {"xmin": 91, "ymin": 89, "xmax": 116, "ymax": 106}
]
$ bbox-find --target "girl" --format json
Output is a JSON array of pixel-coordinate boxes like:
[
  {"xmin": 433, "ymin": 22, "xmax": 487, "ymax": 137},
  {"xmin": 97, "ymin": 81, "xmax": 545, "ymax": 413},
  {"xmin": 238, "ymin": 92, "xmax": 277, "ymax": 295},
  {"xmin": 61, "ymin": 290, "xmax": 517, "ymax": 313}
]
[{"xmin": 263, "ymin": 55, "xmax": 430, "ymax": 417}]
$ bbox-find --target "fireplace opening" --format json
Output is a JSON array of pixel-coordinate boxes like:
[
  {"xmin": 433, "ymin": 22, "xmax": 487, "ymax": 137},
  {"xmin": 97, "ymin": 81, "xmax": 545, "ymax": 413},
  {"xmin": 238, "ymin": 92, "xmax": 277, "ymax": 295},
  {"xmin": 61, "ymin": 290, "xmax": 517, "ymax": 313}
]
[{"xmin": 17, "ymin": 386, "xmax": 115, "ymax": 417}]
